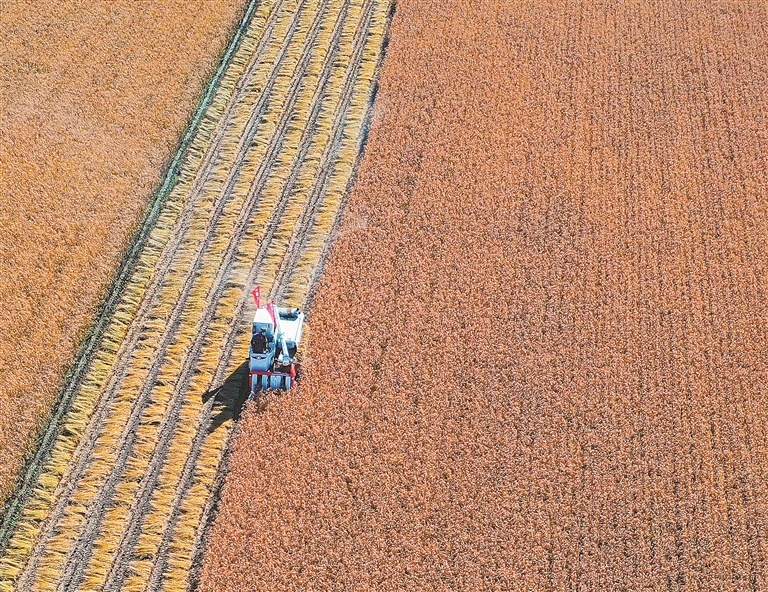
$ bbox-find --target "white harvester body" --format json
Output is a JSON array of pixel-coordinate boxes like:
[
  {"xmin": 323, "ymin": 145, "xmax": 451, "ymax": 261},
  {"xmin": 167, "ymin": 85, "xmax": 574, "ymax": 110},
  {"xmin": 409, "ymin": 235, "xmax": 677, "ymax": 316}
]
[{"xmin": 248, "ymin": 287, "xmax": 305, "ymax": 391}]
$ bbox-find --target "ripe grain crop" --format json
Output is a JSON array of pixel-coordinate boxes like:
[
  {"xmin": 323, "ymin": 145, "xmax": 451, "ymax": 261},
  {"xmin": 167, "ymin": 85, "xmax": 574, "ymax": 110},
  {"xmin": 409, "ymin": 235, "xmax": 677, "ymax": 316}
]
[
  {"xmin": 0, "ymin": 0, "xmax": 247, "ymax": 506},
  {"xmin": 199, "ymin": 0, "xmax": 768, "ymax": 589}
]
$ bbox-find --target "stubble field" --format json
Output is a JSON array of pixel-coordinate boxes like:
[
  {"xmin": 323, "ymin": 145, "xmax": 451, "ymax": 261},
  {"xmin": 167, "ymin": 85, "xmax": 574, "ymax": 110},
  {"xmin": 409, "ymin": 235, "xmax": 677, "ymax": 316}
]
[
  {"xmin": 200, "ymin": 0, "xmax": 768, "ymax": 589},
  {"xmin": 0, "ymin": 0, "xmax": 246, "ymax": 504}
]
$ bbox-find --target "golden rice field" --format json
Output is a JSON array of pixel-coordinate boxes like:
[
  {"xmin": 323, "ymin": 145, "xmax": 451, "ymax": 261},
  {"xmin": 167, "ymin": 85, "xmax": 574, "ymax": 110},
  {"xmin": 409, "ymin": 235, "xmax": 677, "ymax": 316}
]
[
  {"xmin": 0, "ymin": 0, "xmax": 247, "ymax": 508},
  {"xmin": 12, "ymin": 0, "xmax": 767, "ymax": 590},
  {"xmin": 0, "ymin": 0, "xmax": 391, "ymax": 590},
  {"xmin": 199, "ymin": 0, "xmax": 768, "ymax": 589}
]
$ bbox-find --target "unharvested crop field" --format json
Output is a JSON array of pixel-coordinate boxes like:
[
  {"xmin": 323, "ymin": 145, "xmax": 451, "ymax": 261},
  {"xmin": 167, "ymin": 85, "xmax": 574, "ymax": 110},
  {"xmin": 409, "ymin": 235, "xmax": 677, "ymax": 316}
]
[
  {"xmin": 200, "ymin": 0, "xmax": 768, "ymax": 589},
  {"xmin": 0, "ymin": 0, "xmax": 247, "ymax": 505}
]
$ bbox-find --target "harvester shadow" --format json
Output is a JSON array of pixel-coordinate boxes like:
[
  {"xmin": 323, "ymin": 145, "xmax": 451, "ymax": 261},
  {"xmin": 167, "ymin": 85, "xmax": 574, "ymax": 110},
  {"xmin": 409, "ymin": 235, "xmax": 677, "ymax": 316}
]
[{"xmin": 202, "ymin": 360, "xmax": 251, "ymax": 432}]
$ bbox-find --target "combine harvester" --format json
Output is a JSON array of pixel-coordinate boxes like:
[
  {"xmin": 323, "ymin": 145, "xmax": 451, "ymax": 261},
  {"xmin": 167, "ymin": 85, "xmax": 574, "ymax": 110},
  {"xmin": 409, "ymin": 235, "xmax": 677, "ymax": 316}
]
[{"xmin": 248, "ymin": 286, "xmax": 305, "ymax": 392}]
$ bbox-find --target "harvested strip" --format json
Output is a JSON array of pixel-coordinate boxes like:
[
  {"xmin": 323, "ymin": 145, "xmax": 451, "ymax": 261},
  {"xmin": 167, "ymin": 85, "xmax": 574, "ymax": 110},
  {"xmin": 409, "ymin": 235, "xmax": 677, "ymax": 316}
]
[
  {"xmin": 159, "ymin": 2, "xmax": 392, "ymax": 590},
  {"xmin": 98, "ymin": 1, "xmax": 353, "ymax": 588}
]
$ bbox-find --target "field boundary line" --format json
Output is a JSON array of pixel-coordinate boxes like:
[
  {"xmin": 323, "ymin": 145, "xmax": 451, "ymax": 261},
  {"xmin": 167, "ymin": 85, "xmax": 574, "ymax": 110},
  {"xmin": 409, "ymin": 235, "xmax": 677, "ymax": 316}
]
[{"xmin": 0, "ymin": 0, "xmax": 261, "ymax": 564}]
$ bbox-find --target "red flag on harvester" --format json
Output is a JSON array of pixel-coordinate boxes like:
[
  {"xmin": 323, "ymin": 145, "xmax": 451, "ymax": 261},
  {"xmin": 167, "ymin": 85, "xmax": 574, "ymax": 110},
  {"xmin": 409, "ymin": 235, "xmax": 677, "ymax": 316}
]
[
  {"xmin": 266, "ymin": 302, "xmax": 277, "ymax": 327},
  {"xmin": 251, "ymin": 286, "xmax": 261, "ymax": 308}
]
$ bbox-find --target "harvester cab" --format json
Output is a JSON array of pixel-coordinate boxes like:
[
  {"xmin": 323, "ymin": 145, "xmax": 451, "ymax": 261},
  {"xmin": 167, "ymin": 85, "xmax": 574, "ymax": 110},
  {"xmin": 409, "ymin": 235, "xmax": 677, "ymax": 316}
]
[{"xmin": 248, "ymin": 287, "xmax": 305, "ymax": 392}]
